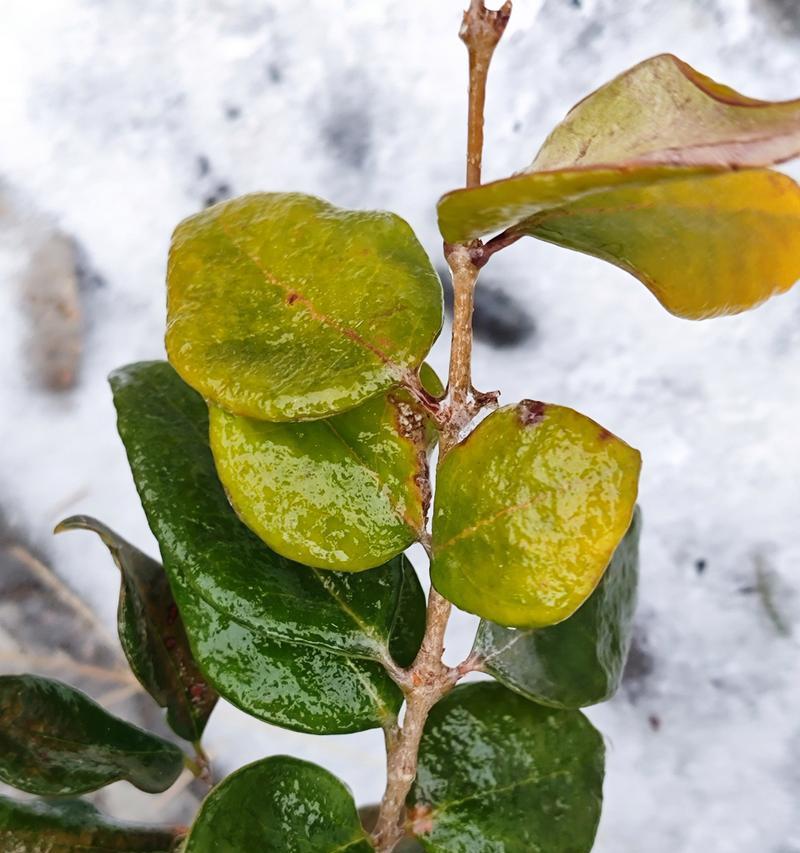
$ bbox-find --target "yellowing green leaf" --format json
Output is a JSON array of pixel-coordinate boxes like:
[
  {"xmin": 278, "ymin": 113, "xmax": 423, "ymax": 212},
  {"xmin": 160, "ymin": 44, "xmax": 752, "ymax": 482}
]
[
  {"xmin": 474, "ymin": 507, "xmax": 641, "ymax": 709},
  {"xmin": 210, "ymin": 364, "xmax": 443, "ymax": 571},
  {"xmin": 531, "ymin": 54, "xmax": 800, "ymax": 171},
  {"xmin": 167, "ymin": 193, "xmax": 443, "ymax": 421},
  {"xmin": 431, "ymin": 401, "xmax": 640, "ymax": 629},
  {"xmin": 438, "ymin": 54, "xmax": 800, "ymax": 320},
  {"xmin": 439, "ymin": 167, "xmax": 800, "ymax": 319}
]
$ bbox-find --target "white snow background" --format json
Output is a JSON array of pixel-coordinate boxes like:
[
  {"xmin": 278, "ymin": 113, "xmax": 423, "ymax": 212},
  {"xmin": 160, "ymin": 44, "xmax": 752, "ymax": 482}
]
[{"xmin": 1, "ymin": 0, "xmax": 800, "ymax": 850}]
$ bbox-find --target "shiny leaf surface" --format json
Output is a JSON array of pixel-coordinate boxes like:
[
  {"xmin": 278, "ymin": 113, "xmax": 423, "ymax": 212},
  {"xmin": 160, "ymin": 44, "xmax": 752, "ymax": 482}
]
[
  {"xmin": 210, "ymin": 364, "xmax": 443, "ymax": 571},
  {"xmin": 0, "ymin": 675, "xmax": 184, "ymax": 796},
  {"xmin": 531, "ymin": 54, "xmax": 800, "ymax": 171},
  {"xmin": 474, "ymin": 506, "xmax": 641, "ymax": 709},
  {"xmin": 0, "ymin": 795, "xmax": 178, "ymax": 852},
  {"xmin": 431, "ymin": 400, "xmax": 641, "ymax": 628},
  {"xmin": 167, "ymin": 192, "xmax": 443, "ymax": 421},
  {"xmin": 184, "ymin": 755, "xmax": 373, "ymax": 852},
  {"xmin": 438, "ymin": 167, "xmax": 800, "ymax": 319},
  {"xmin": 111, "ymin": 361, "xmax": 421, "ymax": 733},
  {"xmin": 409, "ymin": 682, "xmax": 604, "ymax": 852},
  {"xmin": 438, "ymin": 55, "xmax": 800, "ymax": 320},
  {"xmin": 54, "ymin": 515, "xmax": 218, "ymax": 743}
]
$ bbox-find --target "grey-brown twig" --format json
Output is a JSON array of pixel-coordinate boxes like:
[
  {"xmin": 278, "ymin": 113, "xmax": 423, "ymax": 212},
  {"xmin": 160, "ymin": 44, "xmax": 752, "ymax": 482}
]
[{"xmin": 371, "ymin": 4, "xmax": 511, "ymax": 850}]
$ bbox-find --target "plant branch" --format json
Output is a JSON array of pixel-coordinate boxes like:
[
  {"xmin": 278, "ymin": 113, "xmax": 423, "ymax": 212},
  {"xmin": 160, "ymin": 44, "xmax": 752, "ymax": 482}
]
[
  {"xmin": 371, "ymin": 5, "xmax": 511, "ymax": 850},
  {"xmin": 462, "ymin": 0, "xmax": 512, "ymax": 188}
]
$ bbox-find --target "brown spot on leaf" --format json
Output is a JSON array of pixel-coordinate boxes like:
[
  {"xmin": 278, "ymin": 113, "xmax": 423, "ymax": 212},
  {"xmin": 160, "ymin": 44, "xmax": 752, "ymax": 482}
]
[
  {"xmin": 408, "ymin": 803, "xmax": 434, "ymax": 835},
  {"xmin": 518, "ymin": 399, "xmax": 546, "ymax": 426},
  {"xmin": 286, "ymin": 291, "xmax": 300, "ymax": 305},
  {"xmin": 598, "ymin": 427, "xmax": 613, "ymax": 442}
]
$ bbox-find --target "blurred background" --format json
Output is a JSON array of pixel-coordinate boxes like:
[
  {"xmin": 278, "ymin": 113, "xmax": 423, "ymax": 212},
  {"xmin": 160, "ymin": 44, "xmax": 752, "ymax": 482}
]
[{"xmin": 1, "ymin": 0, "xmax": 799, "ymax": 850}]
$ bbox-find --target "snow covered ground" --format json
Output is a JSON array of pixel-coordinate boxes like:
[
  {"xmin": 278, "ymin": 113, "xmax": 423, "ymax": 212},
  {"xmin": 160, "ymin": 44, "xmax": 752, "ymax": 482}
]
[{"xmin": 1, "ymin": 0, "xmax": 799, "ymax": 849}]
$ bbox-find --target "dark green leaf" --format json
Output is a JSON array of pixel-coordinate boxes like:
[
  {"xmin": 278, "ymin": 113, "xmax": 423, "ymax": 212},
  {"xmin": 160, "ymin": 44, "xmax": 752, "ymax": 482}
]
[
  {"xmin": 54, "ymin": 515, "xmax": 218, "ymax": 743},
  {"xmin": 167, "ymin": 192, "xmax": 443, "ymax": 421},
  {"xmin": 110, "ymin": 361, "xmax": 423, "ymax": 733},
  {"xmin": 0, "ymin": 675, "xmax": 184, "ymax": 796},
  {"xmin": 184, "ymin": 755, "xmax": 373, "ymax": 852},
  {"xmin": 409, "ymin": 682, "xmax": 604, "ymax": 852},
  {"xmin": 474, "ymin": 506, "xmax": 641, "ymax": 709},
  {"xmin": 0, "ymin": 795, "xmax": 179, "ymax": 852},
  {"xmin": 209, "ymin": 364, "xmax": 443, "ymax": 572}
]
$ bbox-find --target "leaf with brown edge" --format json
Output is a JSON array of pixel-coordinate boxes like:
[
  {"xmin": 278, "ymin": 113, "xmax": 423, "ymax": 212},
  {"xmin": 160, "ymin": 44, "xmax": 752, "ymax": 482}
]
[
  {"xmin": 439, "ymin": 166, "xmax": 800, "ymax": 319},
  {"xmin": 531, "ymin": 53, "xmax": 800, "ymax": 171},
  {"xmin": 438, "ymin": 54, "xmax": 800, "ymax": 320},
  {"xmin": 209, "ymin": 363, "xmax": 443, "ymax": 571},
  {"xmin": 431, "ymin": 400, "xmax": 640, "ymax": 629},
  {"xmin": 54, "ymin": 515, "xmax": 218, "ymax": 744},
  {"xmin": 167, "ymin": 192, "xmax": 443, "ymax": 422}
]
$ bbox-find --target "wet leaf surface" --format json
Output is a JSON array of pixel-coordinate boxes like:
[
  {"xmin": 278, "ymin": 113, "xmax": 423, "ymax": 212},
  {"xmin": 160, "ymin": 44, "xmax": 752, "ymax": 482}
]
[
  {"xmin": 409, "ymin": 682, "xmax": 604, "ymax": 852},
  {"xmin": 474, "ymin": 506, "xmax": 641, "ymax": 708},
  {"xmin": 184, "ymin": 755, "xmax": 373, "ymax": 852},
  {"xmin": 439, "ymin": 167, "xmax": 800, "ymax": 319},
  {"xmin": 54, "ymin": 515, "xmax": 218, "ymax": 743},
  {"xmin": 0, "ymin": 795, "xmax": 178, "ymax": 852},
  {"xmin": 111, "ymin": 361, "xmax": 423, "ymax": 733},
  {"xmin": 438, "ymin": 55, "xmax": 800, "ymax": 320},
  {"xmin": 167, "ymin": 192, "xmax": 443, "ymax": 421},
  {"xmin": 210, "ymin": 364, "xmax": 442, "ymax": 571},
  {"xmin": 531, "ymin": 54, "xmax": 800, "ymax": 171},
  {"xmin": 431, "ymin": 400, "xmax": 640, "ymax": 628},
  {"xmin": 0, "ymin": 675, "xmax": 184, "ymax": 796}
]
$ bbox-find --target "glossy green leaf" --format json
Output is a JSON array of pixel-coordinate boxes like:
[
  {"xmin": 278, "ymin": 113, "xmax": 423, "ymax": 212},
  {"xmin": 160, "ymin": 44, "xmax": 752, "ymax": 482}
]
[
  {"xmin": 111, "ymin": 361, "xmax": 423, "ymax": 733},
  {"xmin": 210, "ymin": 364, "xmax": 443, "ymax": 571},
  {"xmin": 438, "ymin": 54, "xmax": 800, "ymax": 320},
  {"xmin": 474, "ymin": 506, "xmax": 641, "ymax": 709},
  {"xmin": 54, "ymin": 515, "xmax": 218, "ymax": 743},
  {"xmin": 167, "ymin": 192, "xmax": 443, "ymax": 421},
  {"xmin": 0, "ymin": 675, "xmax": 184, "ymax": 796},
  {"xmin": 531, "ymin": 53, "xmax": 800, "ymax": 171},
  {"xmin": 431, "ymin": 400, "xmax": 641, "ymax": 629},
  {"xmin": 184, "ymin": 756, "xmax": 372, "ymax": 852},
  {"xmin": 409, "ymin": 682, "xmax": 604, "ymax": 852},
  {"xmin": 0, "ymin": 795, "xmax": 179, "ymax": 852}
]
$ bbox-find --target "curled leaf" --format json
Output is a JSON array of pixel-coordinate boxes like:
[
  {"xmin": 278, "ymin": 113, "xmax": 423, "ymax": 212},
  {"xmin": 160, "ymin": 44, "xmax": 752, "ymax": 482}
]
[
  {"xmin": 531, "ymin": 54, "xmax": 800, "ymax": 171},
  {"xmin": 54, "ymin": 515, "xmax": 218, "ymax": 743},
  {"xmin": 438, "ymin": 55, "xmax": 800, "ymax": 319},
  {"xmin": 0, "ymin": 675, "xmax": 184, "ymax": 796},
  {"xmin": 0, "ymin": 795, "xmax": 180, "ymax": 853}
]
